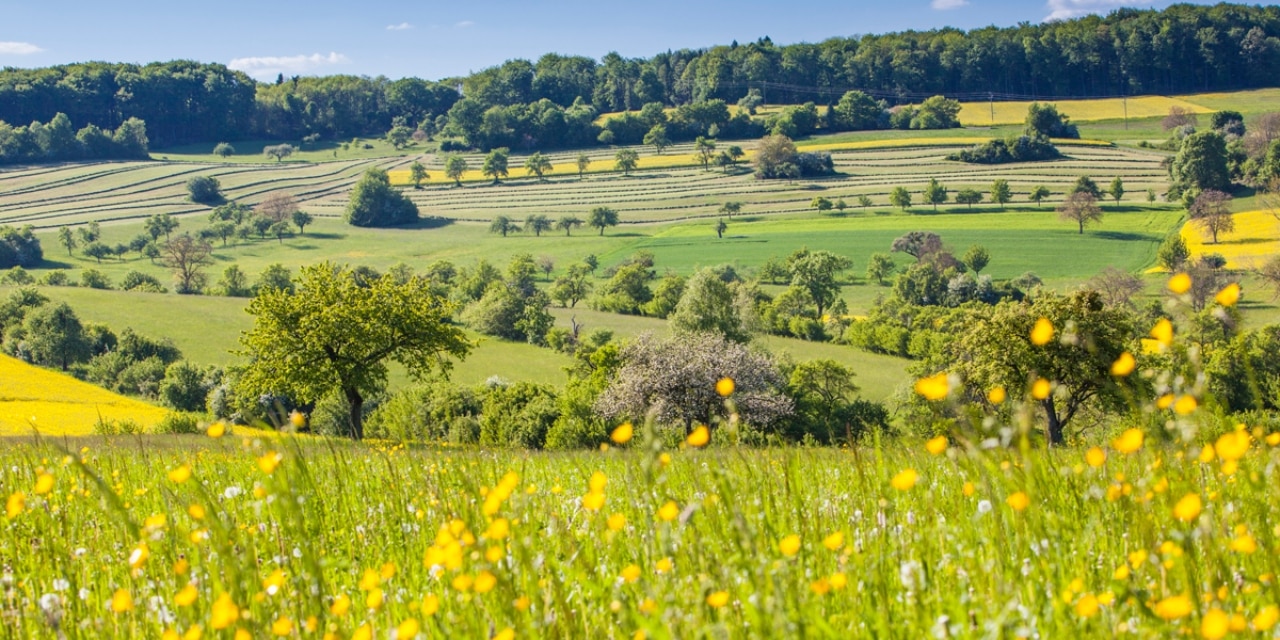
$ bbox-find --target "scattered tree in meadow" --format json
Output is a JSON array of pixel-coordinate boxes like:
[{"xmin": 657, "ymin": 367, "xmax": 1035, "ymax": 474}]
[
  {"xmin": 292, "ymin": 210, "xmax": 313, "ymax": 234},
  {"xmin": 550, "ymin": 264, "xmax": 593, "ymax": 308},
  {"xmin": 1029, "ymin": 185, "xmax": 1051, "ymax": 207},
  {"xmin": 588, "ymin": 207, "xmax": 619, "ymax": 236},
  {"xmin": 695, "ymin": 136, "xmax": 716, "ymax": 169},
  {"xmin": 715, "ymin": 219, "xmax": 728, "ymax": 238},
  {"xmin": 1072, "ymin": 176, "xmax": 1102, "ymax": 199},
  {"xmin": 595, "ymin": 331, "xmax": 792, "ymax": 434},
  {"xmin": 963, "ymin": 245, "xmax": 990, "ymax": 274},
  {"xmin": 409, "ymin": 161, "xmax": 429, "ymax": 188},
  {"xmin": 490, "ymin": 215, "xmax": 521, "ymax": 237},
  {"xmin": 719, "ymin": 201, "xmax": 742, "ymax": 218},
  {"xmin": 866, "ymin": 253, "xmax": 896, "ymax": 285},
  {"xmin": 257, "ymin": 191, "xmax": 300, "ymax": 223},
  {"xmin": 269, "ymin": 221, "xmax": 293, "ymax": 244},
  {"xmin": 788, "ymin": 250, "xmax": 852, "ymax": 318},
  {"xmin": 1170, "ymin": 131, "xmax": 1231, "ymax": 193},
  {"xmin": 955, "ymin": 189, "xmax": 983, "ymax": 209},
  {"xmin": 216, "ymin": 264, "xmax": 252, "ymax": 297},
  {"xmin": 1087, "ymin": 267, "xmax": 1145, "ymax": 308},
  {"xmin": 889, "ymin": 186, "xmax": 912, "ymax": 210},
  {"xmin": 482, "ymin": 147, "xmax": 510, "ymax": 183},
  {"xmin": 926, "ymin": 179, "xmax": 947, "ymax": 211},
  {"xmin": 891, "ymin": 231, "xmax": 944, "ymax": 262},
  {"xmin": 524, "ymin": 152, "xmax": 553, "ymax": 181},
  {"xmin": 161, "ymin": 233, "xmax": 214, "ymax": 294},
  {"xmin": 213, "ymin": 142, "xmax": 235, "ymax": 158},
  {"xmin": 144, "ymin": 214, "xmax": 180, "ymax": 241},
  {"xmin": 556, "ymin": 215, "xmax": 582, "ymax": 236},
  {"xmin": 21, "ymin": 302, "xmax": 89, "ymax": 371},
  {"xmin": 754, "ymin": 135, "xmax": 799, "ymax": 179},
  {"xmin": 1162, "ymin": 106, "xmax": 1199, "ymax": 131},
  {"xmin": 577, "ymin": 154, "xmax": 591, "ymax": 178},
  {"xmin": 524, "ymin": 214, "xmax": 552, "ymax": 237},
  {"xmin": 1108, "ymin": 177, "xmax": 1125, "ymax": 204},
  {"xmin": 58, "ymin": 227, "xmax": 76, "ymax": 255},
  {"xmin": 345, "ymin": 168, "xmax": 419, "ymax": 227},
  {"xmin": 669, "ymin": 268, "xmax": 750, "ymax": 343},
  {"xmin": 537, "ymin": 256, "xmax": 555, "ymax": 280},
  {"xmin": 1189, "ymin": 189, "xmax": 1234, "ymax": 243},
  {"xmin": 263, "ymin": 144, "xmax": 295, "ymax": 162},
  {"xmin": 82, "ymin": 242, "xmax": 112, "ymax": 264},
  {"xmin": 857, "ymin": 194, "xmax": 873, "ymax": 209},
  {"xmin": 238, "ymin": 262, "xmax": 471, "ymax": 440},
  {"xmin": 444, "ymin": 154, "xmax": 469, "ymax": 186},
  {"xmin": 643, "ymin": 124, "xmax": 670, "ymax": 154},
  {"xmin": 990, "ymin": 179, "xmax": 1012, "ymax": 209},
  {"xmin": 615, "ymin": 149, "xmax": 639, "ymax": 175},
  {"xmin": 946, "ymin": 291, "xmax": 1136, "ymax": 444},
  {"xmin": 1058, "ymin": 191, "xmax": 1103, "ymax": 234},
  {"xmin": 385, "ymin": 124, "xmax": 413, "ymax": 149},
  {"xmin": 811, "ymin": 196, "xmax": 833, "ymax": 213}
]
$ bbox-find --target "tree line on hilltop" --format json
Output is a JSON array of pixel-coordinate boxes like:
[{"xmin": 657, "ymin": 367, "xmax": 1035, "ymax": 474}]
[{"xmin": 0, "ymin": 4, "xmax": 1278, "ymax": 149}]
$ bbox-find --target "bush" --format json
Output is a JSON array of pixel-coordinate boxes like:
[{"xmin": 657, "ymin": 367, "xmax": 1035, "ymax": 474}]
[
  {"xmin": 478, "ymin": 382, "xmax": 559, "ymax": 449},
  {"xmin": 93, "ymin": 417, "xmax": 142, "ymax": 436},
  {"xmin": 438, "ymin": 139, "xmax": 469, "ymax": 152},
  {"xmin": 154, "ymin": 412, "xmax": 202, "ymax": 435},
  {"xmin": 186, "ymin": 175, "xmax": 223, "ymax": 204},
  {"xmin": 3, "ymin": 267, "xmax": 33, "ymax": 285},
  {"xmin": 212, "ymin": 142, "xmax": 235, "ymax": 157},
  {"xmin": 345, "ymin": 168, "xmax": 418, "ymax": 227},
  {"xmin": 80, "ymin": 269, "xmax": 111, "ymax": 289},
  {"xmin": 39, "ymin": 270, "xmax": 69, "ymax": 286},
  {"xmin": 159, "ymin": 361, "xmax": 211, "ymax": 412},
  {"xmin": 448, "ymin": 416, "xmax": 481, "ymax": 445},
  {"xmin": 948, "ymin": 136, "xmax": 1061, "ymax": 164},
  {"xmin": 0, "ymin": 226, "xmax": 43, "ymax": 269},
  {"xmin": 121, "ymin": 270, "xmax": 167, "ymax": 293},
  {"xmin": 366, "ymin": 382, "xmax": 481, "ymax": 441}
]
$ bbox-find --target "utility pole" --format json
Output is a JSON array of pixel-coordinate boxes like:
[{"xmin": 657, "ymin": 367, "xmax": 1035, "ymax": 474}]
[
  {"xmin": 989, "ymin": 92, "xmax": 995, "ymax": 127},
  {"xmin": 1123, "ymin": 94, "xmax": 1128, "ymax": 130}
]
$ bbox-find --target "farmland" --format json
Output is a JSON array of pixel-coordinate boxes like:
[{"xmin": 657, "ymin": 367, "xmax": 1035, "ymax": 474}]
[{"xmin": 0, "ymin": 353, "xmax": 168, "ymax": 435}]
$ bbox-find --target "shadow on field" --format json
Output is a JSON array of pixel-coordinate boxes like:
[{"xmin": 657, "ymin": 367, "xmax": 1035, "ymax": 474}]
[
  {"xmin": 1103, "ymin": 205, "xmax": 1152, "ymax": 213},
  {"xmin": 39, "ymin": 259, "xmax": 74, "ymax": 269},
  {"xmin": 1093, "ymin": 230, "xmax": 1154, "ymax": 242},
  {"xmin": 307, "ymin": 232, "xmax": 349, "ymax": 240},
  {"xmin": 402, "ymin": 217, "xmax": 453, "ymax": 230},
  {"xmin": 606, "ymin": 232, "xmax": 647, "ymax": 238}
]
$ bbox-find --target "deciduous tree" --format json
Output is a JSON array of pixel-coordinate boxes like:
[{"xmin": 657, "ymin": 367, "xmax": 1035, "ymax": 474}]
[
  {"xmin": 1058, "ymin": 191, "xmax": 1103, "ymax": 234},
  {"xmin": 161, "ymin": 233, "xmax": 214, "ymax": 294},
  {"xmin": 588, "ymin": 207, "xmax": 619, "ymax": 236},
  {"xmin": 1189, "ymin": 188, "xmax": 1234, "ymax": 243}
]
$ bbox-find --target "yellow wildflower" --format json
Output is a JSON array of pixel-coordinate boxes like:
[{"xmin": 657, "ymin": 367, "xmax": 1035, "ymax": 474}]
[
  {"xmin": 257, "ymin": 452, "xmax": 282, "ymax": 475},
  {"xmin": 1168, "ymin": 272, "xmax": 1192, "ymax": 294},
  {"xmin": 1113, "ymin": 429, "xmax": 1144, "ymax": 454},
  {"xmin": 656, "ymin": 501, "xmax": 680, "ymax": 522},
  {"xmin": 206, "ymin": 422, "xmax": 226, "ymax": 438},
  {"xmin": 778, "ymin": 534, "xmax": 801, "ymax": 557},
  {"xmin": 1076, "ymin": 593, "xmax": 1100, "ymax": 618},
  {"xmin": 1154, "ymin": 594, "xmax": 1193, "ymax": 620},
  {"xmin": 474, "ymin": 571, "xmax": 497, "ymax": 594},
  {"xmin": 925, "ymin": 436, "xmax": 948, "ymax": 455},
  {"xmin": 1173, "ymin": 395, "xmax": 1198, "ymax": 415},
  {"xmin": 1030, "ymin": 317, "xmax": 1055, "ymax": 345},
  {"xmin": 1031, "ymin": 379, "xmax": 1051, "ymax": 400},
  {"xmin": 1214, "ymin": 430, "xmax": 1250, "ymax": 461},
  {"xmin": 1085, "ymin": 447, "xmax": 1106, "ymax": 468},
  {"xmin": 706, "ymin": 591, "xmax": 730, "ymax": 608},
  {"xmin": 1253, "ymin": 605, "xmax": 1279, "ymax": 631},
  {"xmin": 686, "ymin": 425, "xmax": 710, "ymax": 447},
  {"xmin": 823, "ymin": 531, "xmax": 845, "ymax": 551},
  {"xmin": 211, "ymin": 594, "xmax": 239, "ymax": 629},
  {"xmin": 493, "ymin": 628, "xmax": 515, "ymax": 640},
  {"xmin": 1150, "ymin": 319, "xmax": 1174, "ymax": 348},
  {"xmin": 270, "ymin": 617, "xmax": 292, "ymax": 637},
  {"xmin": 396, "ymin": 619, "xmax": 420, "ymax": 639},
  {"xmin": 915, "ymin": 372, "xmax": 950, "ymax": 401},
  {"xmin": 1007, "ymin": 491, "xmax": 1030, "ymax": 512},
  {"xmin": 607, "ymin": 513, "xmax": 626, "ymax": 531},
  {"xmin": 1173, "ymin": 493, "xmax": 1202, "ymax": 522},
  {"xmin": 34, "ymin": 472, "xmax": 55, "ymax": 495},
  {"xmin": 175, "ymin": 584, "xmax": 198, "ymax": 607},
  {"xmin": 422, "ymin": 594, "xmax": 439, "ymax": 616},
  {"xmin": 987, "ymin": 386, "xmax": 1006, "ymax": 405},
  {"xmin": 890, "ymin": 468, "xmax": 919, "ymax": 491},
  {"xmin": 330, "ymin": 594, "xmax": 350, "ymax": 617},
  {"xmin": 1214, "ymin": 283, "xmax": 1240, "ymax": 307},
  {"xmin": 610, "ymin": 423, "xmax": 633, "ymax": 444},
  {"xmin": 620, "ymin": 564, "xmax": 641, "ymax": 583},
  {"xmin": 1201, "ymin": 608, "xmax": 1229, "ymax": 640},
  {"xmin": 1110, "ymin": 352, "xmax": 1136, "ymax": 377},
  {"xmin": 6, "ymin": 491, "xmax": 25, "ymax": 519},
  {"xmin": 168, "ymin": 465, "xmax": 191, "ymax": 484},
  {"xmin": 111, "ymin": 589, "xmax": 134, "ymax": 613},
  {"xmin": 655, "ymin": 557, "xmax": 673, "ymax": 574},
  {"xmin": 715, "ymin": 377, "xmax": 735, "ymax": 397}
]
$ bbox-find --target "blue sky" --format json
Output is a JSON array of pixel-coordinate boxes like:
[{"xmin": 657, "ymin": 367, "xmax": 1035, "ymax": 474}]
[{"xmin": 0, "ymin": 0, "xmax": 1218, "ymax": 81}]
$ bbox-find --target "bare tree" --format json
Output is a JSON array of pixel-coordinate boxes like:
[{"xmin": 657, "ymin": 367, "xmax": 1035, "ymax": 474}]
[
  {"xmin": 1257, "ymin": 255, "xmax": 1280, "ymax": 299},
  {"xmin": 161, "ymin": 234, "xmax": 215, "ymax": 294},
  {"xmin": 257, "ymin": 192, "xmax": 300, "ymax": 223},
  {"xmin": 1244, "ymin": 112, "xmax": 1280, "ymax": 157},
  {"xmin": 1086, "ymin": 267, "xmax": 1145, "ymax": 308},
  {"xmin": 1057, "ymin": 192, "xmax": 1103, "ymax": 234},
  {"xmin": 1162, "ymin": 106, "xmax": 1199, "ymax": 132},
  {"xmin": 1189, "ymin": 189, "xmax": 1234, "ymax": 244}
]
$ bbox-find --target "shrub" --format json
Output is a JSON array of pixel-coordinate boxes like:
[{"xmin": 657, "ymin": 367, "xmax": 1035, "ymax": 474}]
[
  {"xmin": 345, "ymin": 168, "xmax": 418, "ymax": 227},
  {"xmin": 366, "ymin": 382, "xmax": 481, "ymax": 441},
  {"xmin": 159, "ymin": 361, "xmax": 211, "ymax": 412},
  {"xmin": 153, "ymin": 412, "xmax": 202, "ymax": 435},
  {"xmin": 948, "ymin": 136, "xmax": 1061, "ymax": 164},
  {"xmin": 39, "ymin": 270, "xmax": 69, "ymax": 286},
  {"xmin": 80, "ymin": 269, "xmax": 111, "ymax": 289},
  {"xmin": 93, "ymin": 417, "xmax": 142, "ymax": 436},
  {"xmin": 478, "ymin": 382, "xmax": 559, "ymax": 449},
  {"xmin": 186, "ymin": 175, "xmax": 223, "ymax": 204},
  {"xmin": 120, "ymin": 270, "xmax": 167, "ymax": 293},
  {"xmin": 0, "ymin": 226, "xmax": 43, "ymax": 269}
]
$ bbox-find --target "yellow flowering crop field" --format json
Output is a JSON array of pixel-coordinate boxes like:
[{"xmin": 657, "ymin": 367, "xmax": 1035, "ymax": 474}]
[
  {"xmin": 0, "ymin": 354, "xmax": 169, "ymax": 436},
  {"xmin": 958, "ymin": 95, "xmax": 1214, "ymax": 127},
  {"xmin": 1181, "ymin": 210, "xmax": 1280, "ymax": 270}
]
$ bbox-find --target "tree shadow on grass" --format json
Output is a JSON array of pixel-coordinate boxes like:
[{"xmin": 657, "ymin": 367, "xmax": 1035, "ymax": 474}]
[
  {"xmin": 38, "ymin": 259, "xmax": 74, "ymax": 269},
  {"xmin": 603, "ymin": 232, "xmax": 647, "ymax": 238},
  {"xmin": 1091, "ymin": 230, "xmax": 1155, "ymax": 242},
  {"xmin": 305, "ymin": 232, "xmax": 348, "ymax": 240}
]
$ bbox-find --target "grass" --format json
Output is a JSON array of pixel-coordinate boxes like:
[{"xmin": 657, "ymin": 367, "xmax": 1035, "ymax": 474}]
[
  {"xmin": 0, "ymin": 353, "xmax": 168, "ymax": 435},
  {"xmin": 1, "ymin": 416, "xmax": 1277, "ymax": 637}
]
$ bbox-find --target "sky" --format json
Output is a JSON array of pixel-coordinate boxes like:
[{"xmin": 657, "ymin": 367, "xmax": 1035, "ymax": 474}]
[{"xmin": 0, "ymin": 0, "xmax": 1221, "ymax": 81}]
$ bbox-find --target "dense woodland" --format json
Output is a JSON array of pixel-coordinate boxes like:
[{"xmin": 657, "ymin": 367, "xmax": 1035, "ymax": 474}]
[{"xmin": 1, "ymin": 3, "xmax": 1278, "ymax": 148}]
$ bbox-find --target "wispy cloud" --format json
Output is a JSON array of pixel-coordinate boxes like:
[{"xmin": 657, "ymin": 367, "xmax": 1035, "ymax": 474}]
[
  {"xmin": 228, "ymin": 52, "xmax": 350, "ymax": 80},
  {"xmin": 0, "ymin": 41, "xmax": 43, "ymax": 55},
  {"xmin": 455, "ymin": 20, "xmax": 475, "ymax": 28},
  {"xmin": 386, "ymin": 22, "xmax": 413, "ymax": 31},
  {"xmin": 1044, "ymin": 0, "xmax": 1141, "ymax": 21},
  {"xmin": 931, "ymin": 0, "xmax": 969, "ymax": 9}
]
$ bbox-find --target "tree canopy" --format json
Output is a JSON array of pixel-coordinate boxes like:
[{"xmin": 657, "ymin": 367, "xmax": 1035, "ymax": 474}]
[{"xmin": 345, "ymin": 168, "xmax": 419, "ymax": 227}]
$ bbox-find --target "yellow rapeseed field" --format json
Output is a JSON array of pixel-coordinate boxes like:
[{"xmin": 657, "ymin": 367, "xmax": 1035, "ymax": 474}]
[
  {"xmin": 958, "ymin": 95, "xmax": 1214, "ymax": 127},
  {"xmin": 1181, "ymin": 209, "xmax": 1280, "ymax": 270},
  {"xmin": 0, "ymin": 354, "xmax": 168, "ymax": 435}
]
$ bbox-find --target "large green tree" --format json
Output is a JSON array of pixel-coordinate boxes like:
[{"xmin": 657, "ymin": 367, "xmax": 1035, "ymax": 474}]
[
  {"xmin": 1170, "ymin": 131, "xmax": 1231, "ymax": 193},
  {"xmin": 345, "ymin": 168, "xmax": 419, "ymax": 227},
  {"xmin": 238, "ymin": 262, "xmax": 471, "ymax": 439},
  {"xmin": 22, "ymin": 302, "xmax": 90, "ymax": 371},
  {"xmin": 482, "ymin": 148, "xmax": 510, "ymax": 183}
]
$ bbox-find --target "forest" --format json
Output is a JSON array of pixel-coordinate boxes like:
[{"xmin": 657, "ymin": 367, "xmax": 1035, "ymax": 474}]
[{"xmin": 1, "ymin": 3, "xmax": 1278, "ymax": 146}]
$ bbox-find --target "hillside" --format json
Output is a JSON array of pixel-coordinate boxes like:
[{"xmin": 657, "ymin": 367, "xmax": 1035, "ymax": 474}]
[{"xmin": 0, "ymin": 353, "xmax": 168, "ymax": 435}]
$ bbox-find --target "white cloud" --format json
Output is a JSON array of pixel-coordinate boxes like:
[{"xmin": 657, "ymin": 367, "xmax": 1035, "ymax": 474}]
[
  {"xmin": 228, "ymin": 52, "xmax": 350, "ymax": 80},
  {"xmin": 455, "ymin": 20, "xmax": 475, "ymax": 28},
  {"xmin": 931, "ymin": 0, "xmax": 969, "ymax": 9},
  {"xmin": 1044, "ymin": 0, "xmax": 1143, "ymax": 21},
  {"xmin": 386, "ymin": 22, "xmax": 413, "ymax": 31},
  {"xmin": 0, "ymin": 41, "xmax": 43, "ymax": 55}
]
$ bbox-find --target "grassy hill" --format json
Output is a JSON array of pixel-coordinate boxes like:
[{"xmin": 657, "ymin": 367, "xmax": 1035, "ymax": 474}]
[{"xmin": 0, "ymin": 353, "xmax": 169, "ymax": 435}]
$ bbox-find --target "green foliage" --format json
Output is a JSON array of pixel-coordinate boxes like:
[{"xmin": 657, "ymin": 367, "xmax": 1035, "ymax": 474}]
[
  {"xmin": 159, "ymin": 361, "xmax": 212, "ymax": 412},
  {"xmin": 963, "ymin": 245, "xmax": 990, "ymax": 274},
  {"xmin": 367, "ymin": 382, "xmax": 482, "ymax": 442},
  {"xmin": 669, "ymin": 269, "xmax": 749, "ymax": 342},
  {"xmin": 592, "ymin": 263, "xmax": 653, "ymax": 315},
  {"xmin": 642, "ymin": 274, "xmax": 686, "ymax": 319},
  {"xmin": 185, "ymin": 176, "xmax": 222, "ymax": 204},
  {"xmin": 482, "ymin": 147, "xmax": 510, "ymax": 183},
  {"xmin": 955, "ymin": 189, "xmax": 983, "ymax": 208},
  {"xmin": 153, "ymin": 412, "xmax": 202, "ymax": 435},
  {"xmin": 1024, "ymin": 103, "xmax": 1079, "ymax": 138},
  {"xmin": 889, "ymin": 186, "xmax": 912, "ymax": 210},
  {"xmin": 990, "ymin": 179, "xmax": 1013, "ymax": 209},
  {"xmin": 1157, "ymin": 234, "xmax": 1191, "ymax": 271},
  {"xmin": 345, "ymin": 168, "xmax": 418, "ymax": 227},
  {"xmin": 947, "ymin": 135, "xmax": 1061, "ymax": 164},
  {"xmin": 478, "ymin": 381, "xmax": 559, "ymax": 448},
  {"xmin": 1170, "ymin": 131, "xmax": 1231, "ymax": 193},
  {"xmin": 237, "ymin": 262, "xmax": 471, "ymax": 439},
  {"xmin": 588, "ymin": 207, "xmax": 619, "ymax": 236},
  {"xmin": 17, "ymin": 302, "xmax": 89, "ymax": 371},
  {"xmin": 614, "ymin": 149, "xmax": 638, "ymax": 175}
]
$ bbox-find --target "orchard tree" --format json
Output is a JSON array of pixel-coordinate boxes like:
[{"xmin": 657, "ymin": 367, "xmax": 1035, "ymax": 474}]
[
  {"xmin": 695, "ymin": 136, "xmax": 716, "ymax": 169},
  {"xmin": 292, "ymin": 210, "xmax": 313, "ymax": 234},
  {"xmin": 857, "ymin": 194, "xmax": 873, "ymax": 208},
  {"xmin": 1108, "ymin": 177, "xmax": 1125, "ymax": 204},
  {"xmin": 789, "ymin": 250, "xmax": 852, "ymax": 318},
  {"xmin": 257, "ymin": 191, "xmax": 299, "ymax": 223},
  {"xmin": 162, "ymin": 234, "xmax": 215, "ymax": 294},
  {"xmin": 524, "ymin": 152, "xmax": 553, "ymax": 181},
  {"xmin": 1189, "ymin": 189, "xmax": 1234, "ymax": 243},
  {"xmin": 990, "ymin": 179, "xmax": 1012, "ymax": 209},
  {"xmin": 238, "ymin": 262, "xmax": 471, "ymax": 439},
  {"xmin": 145, "ymin": 214, "xmax": 180, "ymax": 241},
  {"xmin": 213, "ymin": 142, "xmax": 235, "ymax": 158},
  {"xmin": 955, "ymin": 189, "xmax": 983, "ymax": 209},
  {"xmin": 866, "ymin": 253, "xmax": 896, "ymax": 285},
  {"xmin": 490, "ymin": 215, "xmax": 521, "ymax": 237},
  {"xmin": 82, "ymin": 242, "xmax": 112, "ymax": 264},
  {"xmin": 577, "ymin": 154, "xmax": 591, "ymax": 178},
  {"xmin": 946, "ymin": 291, "xmax": 1136, "ymax": 445},
  {"xmin": 444, "ymin": 154, "xmax": 469, "ymax": 186},
  {"xmin": 524, "ymin": 214, "xmax": 553, "ymax": 237},
  {"xmin": 1072, "ymin": 176, "xmax": 1102, "ymax": 199},
  {"xmin": 719, "ymin": 201, "xmax": 742, "ymax": 218},
  {"xmin": 1170, "ymin": 131, "xmax": 1231, "ymax": 193},
  {"xmin": 889, "ymin": 186, "xmax": 912, "ymax": 210},
  {"xmin": 482, "ymin": 148, "xmax": 510, "ymax": 184},
  {"xmin": 963, "ymin": 245, "xmax": 990, "ymax": 274},
  {"xmin": 409, "ymin": 161, "xmax": 429, "ymax": 188},
  {"xmin": 186, "ymin": 176, "xmax": 222, "ymax": 204},
  {"xmin": 1058, "ymin": 191, "xmax": 1103, "ymax": 234},
  {"xmin": 58, "ymin": 227, "xmax": 76, "ymax": 255},
  {"xmin": 643, "ymin": 124, "xmax": 670, "ymax": 154},
  {"xmin": 263, "ymin": 144, "xmax": 295, "ymax": 162},
  {"xmin": 810, "ymin": 196, "xmax": 833, "ymax": 213},
  {"xmin": 923, "ymin": 179, "xmax": 948, "ymax": 210},
  {"xmin": 1029, "ymin": 185, "xmax": 1051, "ymax": 208},
  {"xmin": 555, "ymin": 216, "xmax": 583, "ymax": 236},
  {"xmin": 615, "ymin": 149, "xmax": 639, "ymax": 175},
  {"xmin": 550, "ymin": 265, "xmax": 593, "ymax": 308},
  {"xmin": 669, "ymin": 268, "xmax": 749, "ymax": 343},
  {"xmin": 715, "ymin": 219, "xmax": 728, "ymax": 238},
  {"xmin": 589, "ymin": 207, "xmax": 619, "ymax": 236},
  {"xmin": 595, "ymin": 332, "xmax": 792, "ymax": 434},
  {"xmin": 22, "ymin": 302, "xmax": 89, "ymax": 371}
]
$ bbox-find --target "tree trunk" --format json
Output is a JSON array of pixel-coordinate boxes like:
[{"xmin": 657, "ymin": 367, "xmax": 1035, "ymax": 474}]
[
  {"xmin": 345, "ymin": 387, "xmax": 364, "ymax": 440},
  {"xmin": 1043, "ymin": 397, "xmax": 1064, "ymax": 445},
  {"xmin": 1079, "ymin": 221, "xmax": 1084, "ymax": 234}
]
